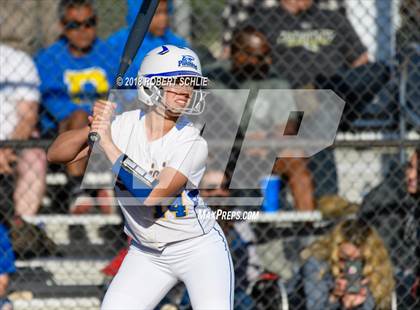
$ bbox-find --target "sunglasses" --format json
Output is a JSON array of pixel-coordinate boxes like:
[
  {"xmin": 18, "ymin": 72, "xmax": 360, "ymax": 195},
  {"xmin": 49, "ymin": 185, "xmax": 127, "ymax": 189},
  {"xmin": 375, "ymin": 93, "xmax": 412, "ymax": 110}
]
[{"xmin": 64, "ymin": 16, "xmax": 97, "ymax": 30}]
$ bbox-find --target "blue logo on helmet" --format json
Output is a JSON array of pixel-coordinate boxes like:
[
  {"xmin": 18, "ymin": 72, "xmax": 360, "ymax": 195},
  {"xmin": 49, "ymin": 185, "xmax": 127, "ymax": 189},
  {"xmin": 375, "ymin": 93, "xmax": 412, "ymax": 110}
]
[
  {"xmin": 178, "ymin": 55, "xmax": 197, "ymax": 70},
  {"xmin": 158, "ymin": 45, "xmax": 169, "ymax": 55}
]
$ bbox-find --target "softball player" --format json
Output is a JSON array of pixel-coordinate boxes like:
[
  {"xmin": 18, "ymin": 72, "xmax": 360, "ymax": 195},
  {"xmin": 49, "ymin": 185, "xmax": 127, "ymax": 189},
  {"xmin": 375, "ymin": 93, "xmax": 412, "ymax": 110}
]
[{"xmin": 47, "ymin": 45, "xmax": 234, "ymax": 309}]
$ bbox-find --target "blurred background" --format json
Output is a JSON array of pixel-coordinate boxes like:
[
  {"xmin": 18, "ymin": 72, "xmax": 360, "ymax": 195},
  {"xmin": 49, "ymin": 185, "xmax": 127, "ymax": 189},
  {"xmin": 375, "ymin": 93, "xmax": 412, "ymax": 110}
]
[{"xmin": 0, "ymin": 0, "xmax": 419, "ymax": 309}]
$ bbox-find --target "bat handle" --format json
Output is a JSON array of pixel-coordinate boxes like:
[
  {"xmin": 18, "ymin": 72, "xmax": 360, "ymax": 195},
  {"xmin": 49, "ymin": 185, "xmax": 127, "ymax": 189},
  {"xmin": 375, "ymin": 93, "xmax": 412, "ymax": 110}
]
[
  {"xmin": 88, "ymin": 131, "xmax": 100, "ymax": 147},
  {"xmin": 88, "ymin": 90, "xmax": 118, "ymax": 147}
]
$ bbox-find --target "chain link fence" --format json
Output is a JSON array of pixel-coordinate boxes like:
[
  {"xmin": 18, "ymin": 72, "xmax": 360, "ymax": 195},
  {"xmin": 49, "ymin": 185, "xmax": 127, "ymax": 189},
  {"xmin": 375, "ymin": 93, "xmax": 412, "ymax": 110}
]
[{"xmin": 0, "ymin": 0, "xmax": 419, "ymax": 309}]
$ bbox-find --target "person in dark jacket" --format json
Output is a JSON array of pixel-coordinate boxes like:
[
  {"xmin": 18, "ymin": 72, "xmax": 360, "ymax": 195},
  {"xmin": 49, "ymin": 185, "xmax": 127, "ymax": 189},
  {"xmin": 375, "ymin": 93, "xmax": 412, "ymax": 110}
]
[{"xmin": 360, "ymin": 149, "xmax": 420, "ymax": 309}]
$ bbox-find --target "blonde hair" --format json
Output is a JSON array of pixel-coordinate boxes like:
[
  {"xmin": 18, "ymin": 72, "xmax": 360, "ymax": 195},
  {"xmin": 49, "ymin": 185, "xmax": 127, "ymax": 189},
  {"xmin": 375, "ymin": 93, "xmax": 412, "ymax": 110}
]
[{"xmin": 301, "ymin": 219, "xmax": 395, "ymax": 309}]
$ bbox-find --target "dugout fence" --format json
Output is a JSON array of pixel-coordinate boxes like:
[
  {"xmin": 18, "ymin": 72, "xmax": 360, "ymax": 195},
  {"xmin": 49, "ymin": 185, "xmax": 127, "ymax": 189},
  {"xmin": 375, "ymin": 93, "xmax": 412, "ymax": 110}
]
[{"xmin": 0, "ymin": 0, "xmax": 419, "ymax": 309}]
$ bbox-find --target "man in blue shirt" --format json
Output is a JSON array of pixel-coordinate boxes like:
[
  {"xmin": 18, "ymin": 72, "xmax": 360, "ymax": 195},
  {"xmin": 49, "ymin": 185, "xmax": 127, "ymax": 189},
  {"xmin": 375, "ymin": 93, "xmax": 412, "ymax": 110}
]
[
  {"xmin": 107, "ymin": 0, "xmax": 188, "ymax": 81},
  {"xmin": 35, "ymin": 0, "xmax": 118, "ymax": 213}
]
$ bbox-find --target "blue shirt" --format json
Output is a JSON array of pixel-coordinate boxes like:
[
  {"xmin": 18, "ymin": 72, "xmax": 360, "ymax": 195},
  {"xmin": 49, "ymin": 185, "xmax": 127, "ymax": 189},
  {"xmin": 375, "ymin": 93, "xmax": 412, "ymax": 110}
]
[
  {"xmin": 107, "ymin": 29, "xmax": 188, "ymax": 82},
  {"xmin": 0, "ymin": 225, "xmax": 15, "ymax": 275},
  {"xmin": 35, "ymin": 38, "xmax": 118, "ymax": 133}
]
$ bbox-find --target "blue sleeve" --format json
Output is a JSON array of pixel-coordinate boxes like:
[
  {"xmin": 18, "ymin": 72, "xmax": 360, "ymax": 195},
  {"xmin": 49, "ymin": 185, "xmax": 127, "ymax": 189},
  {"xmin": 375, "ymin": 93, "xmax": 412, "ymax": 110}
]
[
  {"xmin": 0, "ymin": 225, "xmax": 15, "ymax": 275},
  {"xmin": 112, "ymin": 154, "xmax": 155, "ymax": 203},
  {"xmin": 302, "ymin": 257, "xmax": 339, "ymax": 310}
]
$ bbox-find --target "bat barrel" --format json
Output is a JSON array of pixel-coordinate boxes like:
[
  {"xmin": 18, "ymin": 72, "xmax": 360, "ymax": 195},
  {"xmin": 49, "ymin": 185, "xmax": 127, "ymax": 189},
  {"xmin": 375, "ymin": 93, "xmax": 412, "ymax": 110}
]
[{"xmin": 87, "ymin": 0, "xmax": 159, "ymax": 148}]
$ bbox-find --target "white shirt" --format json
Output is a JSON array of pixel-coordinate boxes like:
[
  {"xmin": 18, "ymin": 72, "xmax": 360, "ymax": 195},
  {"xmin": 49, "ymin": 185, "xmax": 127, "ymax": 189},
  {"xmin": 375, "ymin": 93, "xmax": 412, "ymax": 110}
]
[
  {"xmin": 0, "ymin": 44, "xmax": 40, "ymax": 140},
  {"xmin": 111, "ymin": 109, "xmax": 215, "ymax": 250}
]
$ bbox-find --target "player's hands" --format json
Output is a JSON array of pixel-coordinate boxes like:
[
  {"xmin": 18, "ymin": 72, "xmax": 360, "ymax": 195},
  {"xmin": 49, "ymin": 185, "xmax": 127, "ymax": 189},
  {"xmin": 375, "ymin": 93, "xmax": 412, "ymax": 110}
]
[
  {"xmin": 89, "ymin": 100, "xmax": 116, "ymax": 148},
  {"xmin": 0, "ymin": 148, "xmax": 17, "ymax": 174}
]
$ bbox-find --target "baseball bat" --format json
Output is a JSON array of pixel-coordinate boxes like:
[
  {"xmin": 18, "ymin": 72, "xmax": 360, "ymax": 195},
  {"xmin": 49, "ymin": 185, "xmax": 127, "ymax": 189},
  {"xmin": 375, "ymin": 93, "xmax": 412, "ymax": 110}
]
[{"xmin": 88, "ymin": 0, "xmax": 160, "ymax": 145}]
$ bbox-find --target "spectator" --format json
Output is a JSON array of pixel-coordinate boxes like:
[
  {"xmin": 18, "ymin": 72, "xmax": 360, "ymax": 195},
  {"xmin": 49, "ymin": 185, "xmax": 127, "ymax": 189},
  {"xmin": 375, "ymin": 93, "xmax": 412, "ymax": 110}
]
[
  {"xmin": 244, "ymin": 0, "xmax": 387, "ymax": 131},
  {"xmin": 107, "ymin": 0, "xmax": 188, "ymax": 81},
  {"xmin": 206, "ymin": 26, "xmax": 316, "ymax": 211},
  {"xmin": 35, "ymin": 0, "xmax": 118, "ymax": 213},
  {"xmin": 300, "ymin": 219, "xmax": 395, "ymax": 310},
  {"xmin": 361, "ymin": 149, "xmax": 420, "ymax": 309},
  {"xmin": 0, "ymin": 224, "xmax": 15, "ymax": 310},
  {"xmin": 221, "ymin": 0, "xmax": 346, "ymax": 59},
  {"xmin": 230, "ymin": 0, "xmax": 368, "ymax": 194},
  {"xmin": 0, "ymin": 43, "xmax": 46, "ymax": 217},
  {"xmin": 231, "ymin": 2, "xmax": 351, "ymax": 197},
  {"xmin": 245, "ymin": 0, "xmax": 368, "ymax": 89}
]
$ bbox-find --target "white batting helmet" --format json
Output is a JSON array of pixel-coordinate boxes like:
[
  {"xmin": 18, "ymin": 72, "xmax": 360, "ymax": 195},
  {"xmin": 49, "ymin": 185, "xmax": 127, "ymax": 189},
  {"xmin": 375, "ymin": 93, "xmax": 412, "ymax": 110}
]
[{"xmin": 137, "ymin": 45, "xmax": 208, "ymax": 115}]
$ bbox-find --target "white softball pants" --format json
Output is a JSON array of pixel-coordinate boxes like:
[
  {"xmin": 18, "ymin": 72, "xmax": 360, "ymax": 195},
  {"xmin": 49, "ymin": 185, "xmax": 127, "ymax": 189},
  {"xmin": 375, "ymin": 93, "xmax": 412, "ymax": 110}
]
[{"xmin": 101, "ymin": 224, "xmax": 234, "ymax": 310}]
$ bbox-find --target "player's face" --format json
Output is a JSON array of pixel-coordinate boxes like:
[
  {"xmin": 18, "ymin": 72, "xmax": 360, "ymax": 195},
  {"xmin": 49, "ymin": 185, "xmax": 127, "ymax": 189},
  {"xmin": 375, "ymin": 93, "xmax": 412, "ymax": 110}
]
[
  {"xmin": 406, "ymin": 151, "xmax": 418, "ymax": 194},
  {"xmin": 149, "ymin": 1, "xmax": 169, "ymax": 37},
  {"xmin": 62, "ymin": 6, "xmax": 97, "ymax": 51},
  {"xmin": 163, "ymin": 85, "xmax": 193, "ymax": 112}
]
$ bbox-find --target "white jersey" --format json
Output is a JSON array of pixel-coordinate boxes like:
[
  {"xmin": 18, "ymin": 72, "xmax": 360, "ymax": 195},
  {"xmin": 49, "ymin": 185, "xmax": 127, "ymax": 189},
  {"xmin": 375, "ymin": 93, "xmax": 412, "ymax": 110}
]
[{"xmin": 111, "ymin": 109, "xmax": 215, "ymax": 250}]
